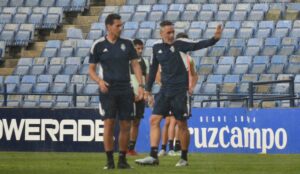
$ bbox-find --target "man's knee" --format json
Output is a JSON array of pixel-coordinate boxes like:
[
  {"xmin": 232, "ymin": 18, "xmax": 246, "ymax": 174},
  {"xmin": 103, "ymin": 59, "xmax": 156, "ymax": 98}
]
[
  {"xmin": 177, "ymin": 120, "xmax": 188, "ymax": 130},
  {"xmin": 120, "ymin": 120, "xmax": 131, "ymax": 132},
  {"xmin": 150, "ymin": 115, "xmax": 162, "ymax": 127},
  {"xmin": 164, "ymin": 117, "xmax": 171, "ymax": 127}
]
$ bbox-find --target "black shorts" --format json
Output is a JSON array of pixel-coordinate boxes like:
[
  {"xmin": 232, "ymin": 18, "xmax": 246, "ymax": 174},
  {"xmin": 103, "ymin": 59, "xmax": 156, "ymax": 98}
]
[
  {"xmin": 132, "ymin": 100, "xmax": 145, "ymax": 119},
  {"xmin": 154, "ymin": 94, "xmax": 173, "ymax": 117},
  {"xmin": 153, "ymin": 90, "xmax": 191, "ymax": 121},
  {"xmin": 99, "ymin": 90, "xmax": 134, "ymax": 120}
]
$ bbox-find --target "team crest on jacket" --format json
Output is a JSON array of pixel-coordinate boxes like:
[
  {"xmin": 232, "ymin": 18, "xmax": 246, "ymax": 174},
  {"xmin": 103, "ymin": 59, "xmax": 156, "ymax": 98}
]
[
  {"xmin": 170, "ymin": 46, "xmax": 175, "ymax": 52},
  {"xmin": 121, "ymin": 44, "xmax": 126, "ymax": 51}
]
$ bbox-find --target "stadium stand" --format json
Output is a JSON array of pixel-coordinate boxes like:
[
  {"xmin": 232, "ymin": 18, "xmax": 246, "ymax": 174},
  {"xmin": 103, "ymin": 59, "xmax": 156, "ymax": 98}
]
[
  {"xmin": 0, "ymin": 0, "xmax": 90, "ymax": 12},
  {"xmin": 0, "ymin": 0, "xmax": 300, "ymax": 108}
]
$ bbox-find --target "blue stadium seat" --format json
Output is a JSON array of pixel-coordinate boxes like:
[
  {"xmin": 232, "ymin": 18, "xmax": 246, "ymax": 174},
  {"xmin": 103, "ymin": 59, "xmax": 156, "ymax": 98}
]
[
  {"xmin": 248, "ymin": 10, "xmax": 264, "ymax": 21},
  {"xmin": 181, "ymin": 11, "xmax": 197, "ymax": 21},
  {"xmin": 245, "ymin": 38, "xmax": 263, "ymax": 56},
  {"xmin": 250, "ymin": 64, "xmax": 267, "ymax": 74},
  {"xmin": 218, "ymin": 56, "xmax": 235, "ymax": 64},
  {"xmin": 57, "ymin": 47, "xmax": 74, "ymax": 57},
  {"xmin": 39, "ymin": 95, "xmax": 55, "ymax": 107},
  {"xmin": 232, "ymin": 64, "xmax": 249, "ymax": 74},
  {"xmin": 190, "ymin": 21, "xmax": 207, "ymax": 30},
  {"xmin": 103, "ymin": 6, "xmax": 119, "ymax": 13},
  {"xmin": 0, "ymin": 13, "xmax": 13, "ymax": 24},
  {"xmin": 7, "ymin": 95, "xmax": 22, "ymax": 107},
  {"xmin": 187, "ymin": 28, "xmax": 202, "ymax": 39},
  {"xmin": 0, "ymin": 30, "xmax": 15, "ymax": 45},
  {"xmin": 198, "ymin": 64, "xmax": 213, "ymax": 75},
  {"xmin": 273, "ymin": 28, "xmax": 289, "ymax": 38},
  {"xmin": 231, "ymin": 11, "xmax": 247, "ymax": 21},
  {"xmin": 0, "ymin": 0, "xmax": 9, "ymax": 7},
  {"xmin": 30, "ymin": 57, "xmax": 48, "ymax": 75},
  {"xmin": 132, "ymin": 12, "xmax": 147, "ymax": 22},
  {"xmin": 83, "ymin": 84, "xmax": 99, "ymax": 94},
  {"xmin": 13, "ymin": 13, "xmax": 28, "ymax": 24},
  {"xmin": 40, "ymin": 0, "xmax": 56, "ymax": 7},
  {"xmin": 19, "ymin": 75, "xmax": 36, "ymax": 93},
  {"xmin": 175, "ymin": 0, "xmax": 190, "ymax": 3},
  {"xmin": 3, "ymin": 7, "xmax": 17, "ymax": 15},
  {"xmin": 87, "ymin": 30, "xmax": 103, "ymax": 40},
  {"xmin": 4, "ymin": 75, "xmax": 20, "ymax": 93},
  {"xmin": 290, "ymin": 28, "xmax": 300, "ymax": 37},
  {"xmin": 164, "ymin": 11, "xmax": 180, "ymax": 21},
  {"xmin": 261, "ymin": 38, "xmax": 281, "ymax": 56},
  {"xmin": 55, "ymin": 96, "xmax": 72, "ymax": 107},
  {"xmin": 136, "ymin": 5, "xmax": 151, "ymax": 12},
  {"xmin": 202, "ymin": 4, "xmax": 218, "ymax": 12},
  {"xmin": 63, "ymin": 57, "xmax": 81, "ymax": 75},
  {"xmin": 120, "ymin": 5, "xmax": 135, "ymax": 13},
  {"xmin": 186, "ymin": 4, "xmax": 201, "ymax": 11},
  {"xmin": 225, "ymin": 21, "xmax": 241, "ymax": 30},
  {"xmin": 143, "ymin": 0, "xmax": 157, "ymax": 5},
  {"xmin": 207, "ymin": 74, "xmax": 223, "ymax": 84},
  {"xmin": 201, "ymin": 83, "xmax": 217, "ymax": 94},
  {"xmin": 214, "ymin": 64, "xmax": 231, "ymax": 75},
  {"xmin": 10, "ymin": 0, "xmax": 25, "ymax": 6},
  {"xmin": 47, "ymin": 57, "xmax": 64, "ymax": 75},
  {"xmin": 192, "ymin": 0, "xmax": 207, "ymax": 3},
  {"xmin": 200, "ymin": 56, "xmax": 217, "ymax": 65},
  {"xmin": 237, "ymin": 28, "xmax": 253, "ymax": 39},
  {"xmin": 148, "ymin": 11, "xmax": 164, "ymax": 21},
  {"xmin": 23, "ymin": 95, "xmax": 40, "ymax": 107},
  {"xmin": 198, "ymin": 11, "xmax": 213, "ymax": 21},
  {"xmin": 67, "ymin": 74, "xmax": 87, "ymax": 93},
  {"xmin": 169, "ymin": 4, "xmax": 185, "ymax": 11},
  {"xmin": 279, "ymin": 37, "xmax": 297, "ymax": 55},
  {"xmin": 215, "ymin": 11, "xmax": 231, "ymax": 21},
  {"xmin": 241, "ymin": 74, "xmax": 258, "ymax": 82},
  {"xmin": 253, "ymin": 3, "xmax": 269, "ymax": 11},
  {"xmin": 136, "ymin": 28, "xmax": 152, "ymax": 39},
  {"xmin": 75, "ymin": 40, "xmax": 93, "ymax": 57},
  {"xmin": 25, "ymin": 0, "xmax": 40, "ymax": 7},
  {"xmin": 127, "ymin": 0, "xmax": 140, "ymax": 5},
  {"xmin": 67, "ymin": 28, "xmax": 83, "ymax": 40}
]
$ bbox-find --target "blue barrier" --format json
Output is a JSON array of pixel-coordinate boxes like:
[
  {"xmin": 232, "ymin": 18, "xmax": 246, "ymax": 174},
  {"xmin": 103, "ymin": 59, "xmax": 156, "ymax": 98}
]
[
  {"xmin": 137, "ymin": 108, "xmax": 300, "ymax": 154},
  {"xmin": 0, "ymin": 108, "xmax": 299, "ymax": 154},
  {"xmin": 0, "ymin": 108, "xmax": 114, "ymax": 152}
]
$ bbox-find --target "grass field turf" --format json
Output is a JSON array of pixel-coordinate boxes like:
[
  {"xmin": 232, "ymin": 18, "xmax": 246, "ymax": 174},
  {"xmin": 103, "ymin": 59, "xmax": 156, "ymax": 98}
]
[{"xmin": 0, "ymin": 152, "xmax": 299, "ymax": 174}]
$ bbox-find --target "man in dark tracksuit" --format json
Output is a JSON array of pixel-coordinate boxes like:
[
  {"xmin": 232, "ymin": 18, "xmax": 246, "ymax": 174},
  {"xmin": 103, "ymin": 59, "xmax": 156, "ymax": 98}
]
[
  {"xmin": 89, "ymin": 14, "xmax": 144, "ymax": 170},
  {"xmin": 135, "ymin": 21, "xmax": 223, "ymax": 167}
]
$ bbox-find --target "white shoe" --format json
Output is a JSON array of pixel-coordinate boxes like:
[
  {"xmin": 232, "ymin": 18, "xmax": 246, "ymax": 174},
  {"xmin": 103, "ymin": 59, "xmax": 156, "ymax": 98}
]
[
  {"xmin": 158, "ymin": 149, "xmax": 167, "ymax": 156},
  {"xmin": 174, "ymin": 151, "xmax": 181, "ymax": 156},
  {"xmin": 175, "ymin": 159, "xmax": 188, "ymax": 167},
  {"xmin": 168, "ymin": 150, "xmax": 176, "ymax": 156},
  {"xmin": 135, "ymin": 156, "xmax": 159, "ymax": 166}
]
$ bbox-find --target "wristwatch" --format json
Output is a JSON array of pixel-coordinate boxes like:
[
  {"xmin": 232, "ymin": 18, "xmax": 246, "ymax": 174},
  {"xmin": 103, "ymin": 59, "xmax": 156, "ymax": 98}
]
[{"xmin": 139, "ymin": 84, "xmax": 145, "ymax": 88}]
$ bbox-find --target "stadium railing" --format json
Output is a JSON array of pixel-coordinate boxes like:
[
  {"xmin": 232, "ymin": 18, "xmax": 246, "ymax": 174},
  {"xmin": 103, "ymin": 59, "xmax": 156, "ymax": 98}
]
[{"xmin": 200, "ymin": 77, "xmax": 295, "ymax": 108}]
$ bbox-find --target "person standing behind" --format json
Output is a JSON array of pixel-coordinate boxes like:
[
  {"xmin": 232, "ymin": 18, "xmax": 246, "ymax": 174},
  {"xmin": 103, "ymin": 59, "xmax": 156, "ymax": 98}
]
[
  {"xmin": 89, "ymin": 14, "xmax": 144, "ymax": 170},
  {"xmin": 127, "ymin": 39, "xmax": 149, "ymax": 156}
]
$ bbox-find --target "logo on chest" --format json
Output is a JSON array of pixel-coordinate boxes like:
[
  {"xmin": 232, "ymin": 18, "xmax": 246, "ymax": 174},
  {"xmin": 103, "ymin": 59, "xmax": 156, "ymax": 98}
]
[
  {"xmin": 170, "ymin": 46, "xmax": 175, "ymax": 53},
  {"xmin": 103, "ymin": 48, "xmax": 108, "ymax": 53},
  {"xmin": 121, "ymin": 44, "xmax": 126, "ymax": 51}
]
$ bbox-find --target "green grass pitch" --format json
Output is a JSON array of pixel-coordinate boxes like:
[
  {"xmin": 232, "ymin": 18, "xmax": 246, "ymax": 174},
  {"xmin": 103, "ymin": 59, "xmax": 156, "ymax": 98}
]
[{"xmin": 0, "ymin": 152, "xmax": 299, "ymax": 174}]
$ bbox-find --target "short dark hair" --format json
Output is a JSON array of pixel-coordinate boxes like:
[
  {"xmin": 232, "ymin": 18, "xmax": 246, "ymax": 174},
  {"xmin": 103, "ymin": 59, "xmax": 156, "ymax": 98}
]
[
  {"xmin": 176, "ymin": 32, "xmax": 189, "ymax": 39},
  {"xmin": 133, "ymin": 39, "xmax": 144, "ymax": 46},
  {"xmin": 160, "ymin": 20, "xmax": 174, "ymax": 28},
  {"xmin": 105, "ymin": 13, "xmax": 121, "ymax": 26}
]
